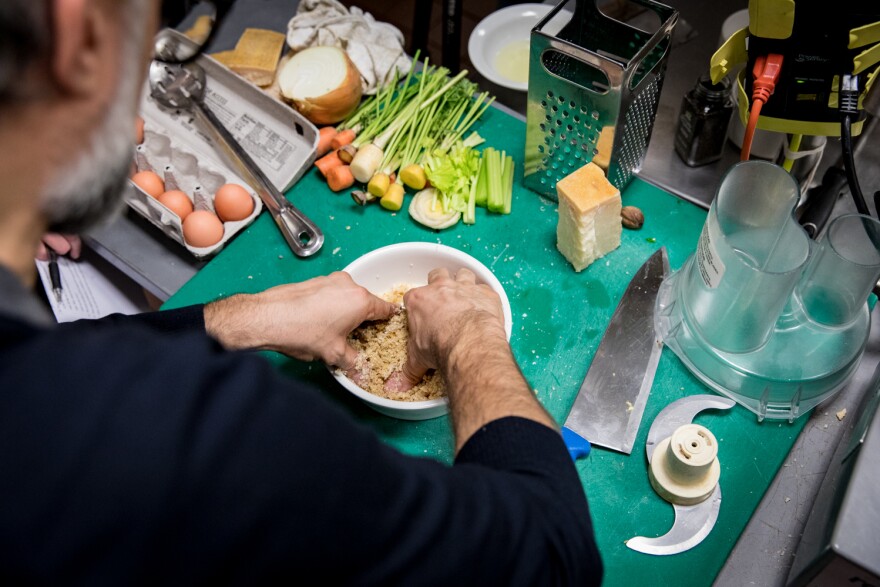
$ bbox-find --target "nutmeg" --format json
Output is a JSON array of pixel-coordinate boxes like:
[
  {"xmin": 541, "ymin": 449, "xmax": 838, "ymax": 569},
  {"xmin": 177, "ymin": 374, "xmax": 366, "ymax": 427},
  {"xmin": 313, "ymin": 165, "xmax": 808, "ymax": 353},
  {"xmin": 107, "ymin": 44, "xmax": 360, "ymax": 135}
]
[{"xmin": 621, "ymin": 206, "xmax": 645, "ymax": 230}]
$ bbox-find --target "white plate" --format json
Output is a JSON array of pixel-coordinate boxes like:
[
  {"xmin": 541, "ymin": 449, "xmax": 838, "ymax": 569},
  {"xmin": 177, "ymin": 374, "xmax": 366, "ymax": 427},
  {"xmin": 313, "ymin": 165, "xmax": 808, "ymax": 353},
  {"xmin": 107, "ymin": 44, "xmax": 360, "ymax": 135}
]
[
  {"xmin": 334, "ymin": 243, "xmax": 513, "ymax": 420},
  {"xmin": 468, "ymin": 3, "xmax": 573, "ymax": 91}
]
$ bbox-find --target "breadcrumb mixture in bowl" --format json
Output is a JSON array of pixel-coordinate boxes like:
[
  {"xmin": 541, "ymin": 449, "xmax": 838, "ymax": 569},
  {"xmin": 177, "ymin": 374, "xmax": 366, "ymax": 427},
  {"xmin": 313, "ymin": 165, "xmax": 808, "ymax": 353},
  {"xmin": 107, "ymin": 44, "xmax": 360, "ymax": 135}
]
[
  {"xmin": 348, "ymin": 285, "xmax": 447, "ymax": 402},
  {"xmin": 333, "ymin": 242, "xmax": 512, "ymax": 421}
]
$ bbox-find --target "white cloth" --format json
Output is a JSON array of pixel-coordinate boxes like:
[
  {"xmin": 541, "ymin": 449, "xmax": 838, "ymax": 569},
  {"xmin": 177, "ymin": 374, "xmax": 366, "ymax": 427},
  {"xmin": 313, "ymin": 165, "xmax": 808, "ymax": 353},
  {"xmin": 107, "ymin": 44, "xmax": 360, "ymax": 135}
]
[{"xmin": 287, "ymin": 0, "xmax": 412, "ymax": 95}]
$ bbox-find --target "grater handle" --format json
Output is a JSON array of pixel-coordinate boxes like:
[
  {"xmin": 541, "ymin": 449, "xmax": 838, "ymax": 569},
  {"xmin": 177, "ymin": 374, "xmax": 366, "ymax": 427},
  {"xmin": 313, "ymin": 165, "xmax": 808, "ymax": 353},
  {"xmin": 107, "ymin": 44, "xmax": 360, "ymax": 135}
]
[{"xmin": 533, "ymin": 0, "xmax": 678, "ymax": 93}]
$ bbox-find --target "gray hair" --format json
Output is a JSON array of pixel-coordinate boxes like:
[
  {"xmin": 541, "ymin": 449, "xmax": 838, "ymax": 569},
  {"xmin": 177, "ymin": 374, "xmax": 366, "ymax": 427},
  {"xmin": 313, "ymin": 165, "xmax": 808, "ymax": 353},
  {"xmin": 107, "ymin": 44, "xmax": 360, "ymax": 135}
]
[{"xmin": 0, "ymin": 1, "xmax": 50, "ymax": 102}]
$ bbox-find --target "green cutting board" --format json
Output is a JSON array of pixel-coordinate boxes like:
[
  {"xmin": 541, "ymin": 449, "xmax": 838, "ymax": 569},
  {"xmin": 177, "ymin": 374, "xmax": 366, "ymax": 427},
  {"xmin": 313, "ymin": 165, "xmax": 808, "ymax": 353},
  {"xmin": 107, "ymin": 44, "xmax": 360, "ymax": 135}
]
[{"xmin": 164, "ymin": 106, "xmax": 806, "ymax": 585}]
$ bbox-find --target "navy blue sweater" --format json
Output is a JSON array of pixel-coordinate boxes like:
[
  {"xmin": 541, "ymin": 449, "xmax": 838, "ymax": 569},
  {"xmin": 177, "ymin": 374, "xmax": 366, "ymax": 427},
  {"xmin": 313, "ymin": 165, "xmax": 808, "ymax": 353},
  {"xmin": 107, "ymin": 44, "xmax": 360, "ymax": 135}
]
[{"xmin": 0, "ymin": 306, "xmax": 602, "ymax": 585}]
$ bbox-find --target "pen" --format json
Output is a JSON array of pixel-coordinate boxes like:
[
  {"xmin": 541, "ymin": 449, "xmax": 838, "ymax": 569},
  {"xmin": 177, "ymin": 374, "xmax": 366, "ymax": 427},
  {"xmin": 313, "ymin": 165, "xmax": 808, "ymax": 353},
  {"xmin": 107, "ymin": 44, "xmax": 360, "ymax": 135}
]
[{"xmin": 48, "ymin": 251, "xmax": 63, "ymax": 303}]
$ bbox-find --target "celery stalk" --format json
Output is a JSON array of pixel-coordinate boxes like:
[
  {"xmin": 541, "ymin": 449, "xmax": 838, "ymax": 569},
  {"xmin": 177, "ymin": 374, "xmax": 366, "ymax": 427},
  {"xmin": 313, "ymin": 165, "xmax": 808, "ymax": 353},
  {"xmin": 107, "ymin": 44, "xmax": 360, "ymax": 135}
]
[
  {"xmin": 464, "ymin": 157, "xmax": 482, "ymax": 224},
  {"xmin": 475, "ymin": 149, "xmax": 489, "ymax": 207},
  {"xmin": 502, "ymin": 154, "xmax": 514, "ymax": 214},
  {"xmin": 488, "ymin": 149, "xmax": 504, "ymax": 213}
]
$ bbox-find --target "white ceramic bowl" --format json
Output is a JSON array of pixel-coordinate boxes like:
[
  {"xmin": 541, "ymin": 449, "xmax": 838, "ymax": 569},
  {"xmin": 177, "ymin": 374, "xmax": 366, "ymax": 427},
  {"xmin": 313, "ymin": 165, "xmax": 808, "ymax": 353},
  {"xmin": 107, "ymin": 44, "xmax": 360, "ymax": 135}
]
[
  {"xmin": 335, "ymin": 242, "xmax": 513, "ymax": 420},
  {"xmin": 468, "ymin": 3, "xmax": 572, "ymax": 91}
]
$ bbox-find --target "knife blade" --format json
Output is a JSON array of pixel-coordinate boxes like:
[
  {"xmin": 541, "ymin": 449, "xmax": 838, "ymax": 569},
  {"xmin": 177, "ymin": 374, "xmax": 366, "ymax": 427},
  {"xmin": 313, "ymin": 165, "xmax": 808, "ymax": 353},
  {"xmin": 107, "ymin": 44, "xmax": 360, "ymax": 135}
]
[{"xmin": 563, "ymin": 247, "xmax": 669, "ymax": 457}]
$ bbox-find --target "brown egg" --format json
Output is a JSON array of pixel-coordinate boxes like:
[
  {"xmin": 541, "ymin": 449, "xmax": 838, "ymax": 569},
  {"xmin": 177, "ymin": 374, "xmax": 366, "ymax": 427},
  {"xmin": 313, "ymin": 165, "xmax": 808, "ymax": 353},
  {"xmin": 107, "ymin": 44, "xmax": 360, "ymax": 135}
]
[
  {"xmin": 135, "ymin": 116, "xmax": 145, "ymax": 145},
  {"xmin": 158, "ymin": 189, "xmax": 194, "ymax": 220},
  {"xmin": 131, "ymin": 170, "xmax": 165, "ymax": 198},
  {"xmin": 183, "ymin": 210, "xmax": 224, "ymax": 248},
  {"xmin": 213, "ymin": 183, "xmax": 255, "ymax": 222}
]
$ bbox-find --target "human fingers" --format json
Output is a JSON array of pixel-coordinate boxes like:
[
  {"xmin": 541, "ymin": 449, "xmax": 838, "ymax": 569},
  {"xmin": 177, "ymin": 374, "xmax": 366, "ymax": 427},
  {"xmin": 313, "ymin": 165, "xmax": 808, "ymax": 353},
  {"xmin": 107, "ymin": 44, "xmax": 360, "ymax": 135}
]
[
  {"xmin": 329, "ymin": 342, "xmax": 361, "ymax": 371},
  {"xmin": 454, "ymin": 268, "xmax": 476, "ymax": 284},
  {"xmin": 35, "ymin": 242, "xmax": 49, "ymax": 262},
  {"xmin": 42, "ymin": 233, "xmax": 73, "ymax": 256},
  {"xmin": 384, "ymin": 358, "xmax": 429, "ymax": 393},
  {"xmin": 428, "ymin": 267, "xmax": 451, "ymax": 283},
  {"xmin": 361, "ymin": 290, "xmax": 398, "ymax": 322},
  {"xmin": 66, "ymin": 235, "xmax": 82, "ymax": 259},
  {"xmin": 401, "ymin": 356, "xmax": 429, "ymax": 387}
]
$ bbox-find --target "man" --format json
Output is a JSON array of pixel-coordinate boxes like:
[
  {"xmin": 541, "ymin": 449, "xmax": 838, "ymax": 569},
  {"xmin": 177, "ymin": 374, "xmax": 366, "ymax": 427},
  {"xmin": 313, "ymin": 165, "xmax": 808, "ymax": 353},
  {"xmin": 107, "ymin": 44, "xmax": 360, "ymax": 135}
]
[{"xmin": 0, "ymin": 1, "xmax": 602, "ymax": 584}]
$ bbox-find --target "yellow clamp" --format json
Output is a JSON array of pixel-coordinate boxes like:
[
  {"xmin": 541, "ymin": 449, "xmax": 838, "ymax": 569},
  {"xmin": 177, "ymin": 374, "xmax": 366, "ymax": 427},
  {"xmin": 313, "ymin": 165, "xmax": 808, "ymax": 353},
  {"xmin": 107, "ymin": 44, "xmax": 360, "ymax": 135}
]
[{"xmin": 710, "ymin": 26, "xmax": 749, "ymax": 85}]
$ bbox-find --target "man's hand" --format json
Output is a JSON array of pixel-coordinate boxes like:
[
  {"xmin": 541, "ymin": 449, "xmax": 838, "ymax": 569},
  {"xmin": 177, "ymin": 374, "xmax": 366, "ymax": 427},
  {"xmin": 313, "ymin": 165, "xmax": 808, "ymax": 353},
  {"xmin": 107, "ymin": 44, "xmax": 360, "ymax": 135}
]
[
  {"xmin": 389, "ymin": 268, "xmax": 557, "ymax": 452},
  {"xmin": 36, "ymin": 234, "xmax": 81, "ymax": 261},
  {"xmin": 387, "ymin": 267, "xmax": 507, "ymax": 391},
  {"xmin": 204, "ymin": 272, "xmax": 396, "ymax": 370}
]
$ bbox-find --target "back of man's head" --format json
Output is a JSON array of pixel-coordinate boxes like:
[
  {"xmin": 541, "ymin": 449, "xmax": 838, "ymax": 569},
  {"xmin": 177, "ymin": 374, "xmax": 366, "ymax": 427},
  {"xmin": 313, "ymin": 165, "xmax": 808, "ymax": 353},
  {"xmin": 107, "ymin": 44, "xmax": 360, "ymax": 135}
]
[{"xmin": 0, "ymin": 1, "xmax": 50, "ymax": 104}]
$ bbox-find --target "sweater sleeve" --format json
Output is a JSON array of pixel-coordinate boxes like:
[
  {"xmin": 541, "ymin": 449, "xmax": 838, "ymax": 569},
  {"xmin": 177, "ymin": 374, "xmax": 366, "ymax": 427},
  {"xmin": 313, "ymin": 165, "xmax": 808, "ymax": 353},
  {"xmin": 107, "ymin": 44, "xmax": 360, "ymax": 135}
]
[
  {"xmin": 69, "ymin": 304, "xmax": 206, "ymax": 335},
  {"xmin": 0, "ymin": 321, "xmax": 602, "ymax": 585}
]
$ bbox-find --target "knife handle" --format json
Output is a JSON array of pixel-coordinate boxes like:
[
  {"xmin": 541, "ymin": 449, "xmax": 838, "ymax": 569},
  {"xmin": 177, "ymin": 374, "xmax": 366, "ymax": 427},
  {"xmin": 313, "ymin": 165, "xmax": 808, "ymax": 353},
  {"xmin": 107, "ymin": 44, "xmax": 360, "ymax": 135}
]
[{"xmin": 562, "ymin": 427, "xmax": 592, "ymax": 461}]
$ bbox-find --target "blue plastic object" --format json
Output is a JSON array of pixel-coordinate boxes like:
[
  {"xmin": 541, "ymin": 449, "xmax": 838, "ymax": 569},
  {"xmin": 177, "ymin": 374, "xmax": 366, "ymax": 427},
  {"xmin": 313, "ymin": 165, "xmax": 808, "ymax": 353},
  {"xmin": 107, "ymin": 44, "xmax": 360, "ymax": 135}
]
[{"xmin": 562, "ymin": 426, "xmax": 592, "ymax": 460}]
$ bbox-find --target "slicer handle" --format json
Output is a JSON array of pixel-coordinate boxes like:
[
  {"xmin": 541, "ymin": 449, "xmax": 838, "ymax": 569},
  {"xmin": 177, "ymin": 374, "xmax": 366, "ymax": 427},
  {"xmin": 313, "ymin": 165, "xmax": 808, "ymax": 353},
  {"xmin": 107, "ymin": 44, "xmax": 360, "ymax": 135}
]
[
  {"xmin": 192, "ymin": 100, "xmax": 324, "ymax": 257},
  {"xmin": 562, "ymin": 427, "xmax": 592, "ymax": 460}
]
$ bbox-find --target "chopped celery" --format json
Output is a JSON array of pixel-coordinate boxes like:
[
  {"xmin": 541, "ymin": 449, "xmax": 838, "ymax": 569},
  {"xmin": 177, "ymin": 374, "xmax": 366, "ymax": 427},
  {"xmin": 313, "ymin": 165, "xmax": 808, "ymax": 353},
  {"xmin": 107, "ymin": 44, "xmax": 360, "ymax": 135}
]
[
  {"xmin": 502, "ymin": 154, "xmax": 515, "ymax": 214},
  {"xmin": 487, "ymin": 149, "xmax": 504, "ymax": 213},
  {"xmin": 424, "ymin": 144, "xmax": 480, "ymax": 216},
  {"xmin": 464, "ymin": 157, "xmax": 482, "ymax": 224},
  {"xmin": 475, "ymin": 148, "xmax": 490, "ymax": 207}
]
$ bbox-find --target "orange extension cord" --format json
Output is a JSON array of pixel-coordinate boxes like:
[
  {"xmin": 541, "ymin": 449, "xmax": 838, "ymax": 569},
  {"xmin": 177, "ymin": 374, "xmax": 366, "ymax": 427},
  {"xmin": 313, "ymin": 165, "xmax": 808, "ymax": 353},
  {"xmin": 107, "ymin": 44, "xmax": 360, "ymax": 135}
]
[{"xmin": 741, "ymin": 54, "xmax": 784, "ymax": 161}]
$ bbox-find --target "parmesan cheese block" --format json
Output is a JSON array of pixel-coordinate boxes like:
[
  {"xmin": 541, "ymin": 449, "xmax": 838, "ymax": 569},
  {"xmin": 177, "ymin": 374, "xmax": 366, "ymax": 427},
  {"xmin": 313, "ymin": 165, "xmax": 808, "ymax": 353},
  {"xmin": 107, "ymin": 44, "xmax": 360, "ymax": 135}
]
[
  {"xmin": 211, "ymin": 50, "xmax": 238, "ymax": 68},
  {"xmin": 556, "ymin": 162, "xmax": 622, "ymax": 272},
  {"xmin": 215, "ymin": 28, "xmax": 286, "ymax": 87}
]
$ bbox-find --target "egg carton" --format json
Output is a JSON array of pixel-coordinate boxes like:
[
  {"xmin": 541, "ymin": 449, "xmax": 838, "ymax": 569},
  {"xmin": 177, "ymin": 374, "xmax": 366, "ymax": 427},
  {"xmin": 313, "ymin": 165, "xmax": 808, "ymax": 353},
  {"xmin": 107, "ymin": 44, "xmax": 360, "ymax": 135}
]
[
  {"xmin": 126, "ymin": 50, "xmax": 319, "ymax": 259},
  {"xmin": 129, "ymin": 122, "xmax": 263, "ymax": 258}
]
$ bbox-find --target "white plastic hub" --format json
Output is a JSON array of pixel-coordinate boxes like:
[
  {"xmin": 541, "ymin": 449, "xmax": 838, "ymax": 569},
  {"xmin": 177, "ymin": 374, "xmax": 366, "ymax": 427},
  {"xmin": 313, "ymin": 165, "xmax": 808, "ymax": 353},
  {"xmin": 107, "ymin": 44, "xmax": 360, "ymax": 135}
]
[{"xmin": 648, "ymin": 424, "xmax": 721, "ymax": 506}]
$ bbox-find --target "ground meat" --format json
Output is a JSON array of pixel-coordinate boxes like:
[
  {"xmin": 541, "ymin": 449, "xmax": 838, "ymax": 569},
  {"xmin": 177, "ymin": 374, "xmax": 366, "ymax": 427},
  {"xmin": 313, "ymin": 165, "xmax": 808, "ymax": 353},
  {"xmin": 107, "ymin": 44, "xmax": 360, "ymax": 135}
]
[{"xmin": 347, "ymin": 284, "xmax": 446, "ymax": 402}]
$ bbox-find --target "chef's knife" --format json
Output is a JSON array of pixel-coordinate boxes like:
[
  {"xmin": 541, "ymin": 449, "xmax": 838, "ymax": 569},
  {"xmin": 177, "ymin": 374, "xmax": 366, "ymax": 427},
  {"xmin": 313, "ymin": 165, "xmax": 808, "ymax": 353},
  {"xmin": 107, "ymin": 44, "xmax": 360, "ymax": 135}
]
[{"xmin": 563, "ymin": 247, "xmax": 669, "ymax": 458}]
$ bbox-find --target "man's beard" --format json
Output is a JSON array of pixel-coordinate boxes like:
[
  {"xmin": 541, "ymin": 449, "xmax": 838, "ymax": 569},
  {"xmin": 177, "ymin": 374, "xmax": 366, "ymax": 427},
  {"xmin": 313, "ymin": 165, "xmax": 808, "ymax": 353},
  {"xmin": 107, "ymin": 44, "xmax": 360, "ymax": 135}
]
[{"xmin": 40, "ymin": 4, "xmax": 146, "ymax": 235}]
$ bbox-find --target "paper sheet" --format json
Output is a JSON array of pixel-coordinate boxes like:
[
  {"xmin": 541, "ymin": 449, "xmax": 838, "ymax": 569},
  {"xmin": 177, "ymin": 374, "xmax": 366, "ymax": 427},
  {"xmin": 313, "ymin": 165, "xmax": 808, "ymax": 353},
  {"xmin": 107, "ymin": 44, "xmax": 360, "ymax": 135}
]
[{"xmin": 35, "ymin": 251, "xmax": 150, "ymax": 323}]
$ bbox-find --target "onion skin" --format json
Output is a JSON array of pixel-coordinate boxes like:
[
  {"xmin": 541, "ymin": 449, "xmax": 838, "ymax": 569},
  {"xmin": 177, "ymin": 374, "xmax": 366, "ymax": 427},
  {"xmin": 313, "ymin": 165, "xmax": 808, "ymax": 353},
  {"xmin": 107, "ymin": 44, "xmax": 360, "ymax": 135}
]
[{"xmin": 280, "ymin": 47, "xmax": 363, "ymax": 125}]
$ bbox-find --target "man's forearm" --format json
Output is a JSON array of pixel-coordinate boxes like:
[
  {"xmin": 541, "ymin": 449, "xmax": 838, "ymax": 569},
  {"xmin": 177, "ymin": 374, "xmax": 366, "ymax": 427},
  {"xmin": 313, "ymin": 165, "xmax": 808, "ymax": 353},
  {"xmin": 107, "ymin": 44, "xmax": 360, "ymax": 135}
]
[
  {"xmin": 441, "ymin": 319, "xmax": 558, "ymax": 452},
  {"xmin": 203, "ymin": 293, "xmax": 266, "ymax": 351}
]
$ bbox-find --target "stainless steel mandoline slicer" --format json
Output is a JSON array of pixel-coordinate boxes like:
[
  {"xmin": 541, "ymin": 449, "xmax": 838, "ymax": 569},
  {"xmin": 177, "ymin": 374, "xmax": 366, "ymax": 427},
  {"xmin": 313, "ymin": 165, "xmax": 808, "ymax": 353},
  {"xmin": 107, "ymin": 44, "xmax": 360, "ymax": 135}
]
[{"xmin": 524, "ymin": 0, "xmax": 678, "ymax": 197}]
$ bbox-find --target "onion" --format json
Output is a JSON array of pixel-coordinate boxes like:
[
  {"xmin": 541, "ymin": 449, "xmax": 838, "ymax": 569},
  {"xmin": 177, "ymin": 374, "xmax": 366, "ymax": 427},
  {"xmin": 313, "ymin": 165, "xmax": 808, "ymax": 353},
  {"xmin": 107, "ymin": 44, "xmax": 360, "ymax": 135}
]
[
  {"xmin": 278, "ymin": 46, "xmax": 363, "ymax": 125},
  {"xmin": 408, "ymin": 188, "xmax": 461, "ymax": 230}
]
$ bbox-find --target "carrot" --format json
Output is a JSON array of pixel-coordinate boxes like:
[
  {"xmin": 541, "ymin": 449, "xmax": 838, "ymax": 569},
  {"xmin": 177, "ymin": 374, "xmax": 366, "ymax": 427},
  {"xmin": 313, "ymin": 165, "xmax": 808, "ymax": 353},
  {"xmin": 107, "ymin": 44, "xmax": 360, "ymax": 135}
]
[
  {"xmin": 314, "ymin": 150, "xmax": 343, "ymax": 178},
  {"xmin": 317, "ymin": 126, "xmax": 337, "ymax": 157},
  {"xmin": 327, "ymin": 165, "xmax": 355, "ymax": 192},
  {"xmin": 330, "ymin": 128, "xmax": 357, "ymax": 151}
]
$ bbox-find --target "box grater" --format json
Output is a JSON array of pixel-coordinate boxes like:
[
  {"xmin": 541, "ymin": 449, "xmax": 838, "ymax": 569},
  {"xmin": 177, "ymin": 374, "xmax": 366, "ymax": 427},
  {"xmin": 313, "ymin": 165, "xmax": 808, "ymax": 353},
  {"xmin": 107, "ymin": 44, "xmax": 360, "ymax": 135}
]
[{"xmin": 524, "ymin": 0, "xmax": 678, "ymax": 197}]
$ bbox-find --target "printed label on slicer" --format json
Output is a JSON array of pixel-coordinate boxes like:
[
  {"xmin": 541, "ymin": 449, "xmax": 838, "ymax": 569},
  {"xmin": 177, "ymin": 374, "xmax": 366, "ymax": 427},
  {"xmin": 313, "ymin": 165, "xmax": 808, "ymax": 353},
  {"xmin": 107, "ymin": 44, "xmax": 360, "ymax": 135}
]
[
  {"xmin": 696, "ymin": 222, "xmax": 725, "ymax": 288},
  {"xmin": 232, "ymin": 114, "xmax": 295, "ymax": 173},
  {"xmin": 203, "ymin": 89, "xmax": 295, "ymax": 173}
]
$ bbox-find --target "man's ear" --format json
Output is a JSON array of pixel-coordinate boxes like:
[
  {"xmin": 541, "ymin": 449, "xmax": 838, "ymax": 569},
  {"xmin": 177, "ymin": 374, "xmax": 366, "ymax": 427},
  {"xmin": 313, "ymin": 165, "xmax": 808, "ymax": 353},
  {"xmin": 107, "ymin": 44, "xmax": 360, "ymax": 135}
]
[{"xmin": 50, "ymin": 0, "xmax": 108, "ymax": 95}]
